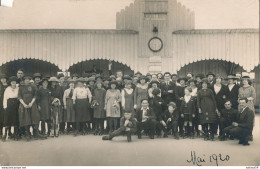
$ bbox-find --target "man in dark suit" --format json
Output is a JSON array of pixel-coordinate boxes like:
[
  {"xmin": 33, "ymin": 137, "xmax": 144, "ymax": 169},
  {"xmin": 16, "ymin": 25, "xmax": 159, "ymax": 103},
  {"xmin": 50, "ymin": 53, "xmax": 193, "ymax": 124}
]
[
  {"xmin": 161, "ymin": 72, "xmax": 176, "ymax": 104},
  {"xmin": 207, "ymin": 72, "xmax": 215, "ymax": 87},
  {"xmin": 219, "ymin": 100, "xmax": 239, "ymax": 140},
  {"xmin": 223, "ymin": 98, "xmax": 254, "ymax": 145},
  {"xmin": 226, "ymin": 74, "xmax": 240, "ymax": 109},
  {"xmin": 135, "ymin": 99, "xmax": 157, "ymax": 139}
]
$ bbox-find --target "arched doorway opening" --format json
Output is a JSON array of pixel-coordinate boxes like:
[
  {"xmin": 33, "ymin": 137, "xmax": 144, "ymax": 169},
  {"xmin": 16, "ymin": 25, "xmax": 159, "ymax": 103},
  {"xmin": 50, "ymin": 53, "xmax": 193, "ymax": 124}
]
[
  {"xmin": 68, "ymin": 59, "xmax": 134, "ymax": 76},
  {"xmin": 177, "ymin": 60, "xmax": 245, "ymax": 77},
  {"xmin": 0, "ymin": 59, "xmax": 61, "ymax": 76}
]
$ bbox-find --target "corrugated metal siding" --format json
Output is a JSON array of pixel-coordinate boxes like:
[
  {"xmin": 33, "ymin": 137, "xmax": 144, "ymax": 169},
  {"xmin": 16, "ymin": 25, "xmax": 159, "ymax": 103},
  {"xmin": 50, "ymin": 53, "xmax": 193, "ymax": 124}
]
[
  {"xmin": 172, "ymin": 30, "xmax": 259, "ymax": 72},
  {"xmin": 0, "ymin": 30, "xmax": 139, "ymax": 71}
]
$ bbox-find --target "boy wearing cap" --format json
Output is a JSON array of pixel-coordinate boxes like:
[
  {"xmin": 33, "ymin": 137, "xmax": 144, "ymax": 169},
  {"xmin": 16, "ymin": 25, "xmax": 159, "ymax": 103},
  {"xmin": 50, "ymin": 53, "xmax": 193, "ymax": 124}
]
[{"xmin": 102, "ymin": 112, "xmax": 136, "ymax": 142}]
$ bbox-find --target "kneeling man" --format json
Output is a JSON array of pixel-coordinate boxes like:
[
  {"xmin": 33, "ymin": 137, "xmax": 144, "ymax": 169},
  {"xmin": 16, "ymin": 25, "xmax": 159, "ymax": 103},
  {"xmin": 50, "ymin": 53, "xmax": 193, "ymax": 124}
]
[{"xmin": 223, "ymin": 98, "xmax": 254, "ymax": 145}]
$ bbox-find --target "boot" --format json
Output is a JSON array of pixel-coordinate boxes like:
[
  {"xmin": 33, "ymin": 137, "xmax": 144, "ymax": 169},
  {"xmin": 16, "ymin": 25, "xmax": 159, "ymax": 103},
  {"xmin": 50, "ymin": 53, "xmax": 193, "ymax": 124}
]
[{"xmin": 210, "ymin": 131, "xmax": 215, "ymax": 141}]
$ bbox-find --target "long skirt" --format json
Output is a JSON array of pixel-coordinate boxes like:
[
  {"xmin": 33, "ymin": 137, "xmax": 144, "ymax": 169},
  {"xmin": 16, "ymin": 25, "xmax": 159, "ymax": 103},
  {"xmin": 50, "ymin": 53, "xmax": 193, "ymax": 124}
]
[
  {"xmin": 4, "ymin": 98, "xmax": 20, "ymax": 126},
  {"xmin": 75, "ymin": 99, "xmax": 90, "ymax": 122},
  {"xmin": 19, "ymin": 102, "xmax": 40, "ymax": 127},
  {"xmin": 66, "ymin": 98, "xmax": 76, "ymax": 122}
]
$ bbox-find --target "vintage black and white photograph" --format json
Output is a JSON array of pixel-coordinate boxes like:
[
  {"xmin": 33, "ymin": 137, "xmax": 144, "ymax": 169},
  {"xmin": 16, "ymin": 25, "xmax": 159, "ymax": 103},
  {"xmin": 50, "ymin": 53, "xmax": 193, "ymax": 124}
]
[{"xmin": 0, "ymin": 0, "xmax": 259, "ymax": 167}]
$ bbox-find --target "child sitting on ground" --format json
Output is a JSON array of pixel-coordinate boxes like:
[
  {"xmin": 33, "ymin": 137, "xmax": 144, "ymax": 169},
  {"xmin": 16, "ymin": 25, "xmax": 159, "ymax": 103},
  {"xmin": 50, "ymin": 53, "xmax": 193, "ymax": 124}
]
[{"xmin": 102, "ymin": 112, "xmax": 136, "ymax": 142}]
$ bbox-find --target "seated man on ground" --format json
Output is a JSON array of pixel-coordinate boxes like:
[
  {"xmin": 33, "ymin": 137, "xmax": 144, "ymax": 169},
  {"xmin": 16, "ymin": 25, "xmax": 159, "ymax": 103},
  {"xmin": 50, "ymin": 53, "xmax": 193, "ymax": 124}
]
[
  {"xmin": 223, "ymin": 98, "xmax": 254, "ymax": 145},
  {"xmin": 102, "ymin": 112, "xmax": 136, "ymax": 142},
  {"xmin": 219, "ymin": 100, "xmax": 239, "ymax": 141}
]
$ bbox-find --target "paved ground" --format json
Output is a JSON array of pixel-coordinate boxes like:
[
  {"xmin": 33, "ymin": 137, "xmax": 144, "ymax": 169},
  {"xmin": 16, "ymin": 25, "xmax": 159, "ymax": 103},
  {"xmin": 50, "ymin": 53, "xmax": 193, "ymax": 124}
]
[{"xmin": 0, "ymin": 115, "xmax": 259, "ymax": 166}]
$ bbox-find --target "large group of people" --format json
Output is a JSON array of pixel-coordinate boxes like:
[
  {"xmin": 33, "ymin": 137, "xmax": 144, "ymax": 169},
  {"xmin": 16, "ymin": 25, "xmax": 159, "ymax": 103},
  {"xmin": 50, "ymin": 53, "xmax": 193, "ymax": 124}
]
[{"xmin": 0, "ymin": 68, "xmax": 256, "ymax": 146}]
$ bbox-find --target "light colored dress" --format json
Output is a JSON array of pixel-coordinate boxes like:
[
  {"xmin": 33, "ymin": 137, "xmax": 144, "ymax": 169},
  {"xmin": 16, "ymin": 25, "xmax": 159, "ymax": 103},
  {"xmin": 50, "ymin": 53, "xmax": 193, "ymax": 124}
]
[{"xmin": 105, "ymin": 89, "xmax": 121, "ymax": 118}]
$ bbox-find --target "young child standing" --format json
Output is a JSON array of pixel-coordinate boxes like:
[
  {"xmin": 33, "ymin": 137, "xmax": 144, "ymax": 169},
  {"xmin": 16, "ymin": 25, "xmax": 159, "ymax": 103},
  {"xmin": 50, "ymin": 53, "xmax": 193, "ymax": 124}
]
[
  {"xmin": 180, "ymin": 87, "xmax": 196, "ymax": 138},
  {"xmin": 50, "ymin": 98, "xmax": 62, "ymax": 137}
]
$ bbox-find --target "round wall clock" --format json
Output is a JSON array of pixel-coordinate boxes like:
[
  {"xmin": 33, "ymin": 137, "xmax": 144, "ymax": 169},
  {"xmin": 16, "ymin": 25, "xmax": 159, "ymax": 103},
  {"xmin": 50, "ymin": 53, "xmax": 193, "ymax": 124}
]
[{"xmin": 148, "ymin": 37, "xmax": 163, "ymax": 52}]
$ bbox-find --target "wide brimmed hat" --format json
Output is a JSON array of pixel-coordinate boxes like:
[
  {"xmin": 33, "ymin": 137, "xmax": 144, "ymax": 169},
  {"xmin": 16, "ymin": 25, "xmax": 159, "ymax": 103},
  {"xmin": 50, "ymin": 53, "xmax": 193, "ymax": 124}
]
[
  {"xmin": 150, "ymin": 80, "xmax": 160, "ymax": 85},
  {"xmin": 188, "ymin": 79, "xmax": 197, "ymax": 84},
  {"xmin": 206, "ymin": 72, "xmax": 215, "ymax": 77},
  {"xmin": 49, "ymin": 77, "xmax": 59, "ymax": 82},
  {"xmin": 195, "ymin": 73, "xmax": 205, "ymax": 79},
  {"xmin": 0, "ymin": 74, "xmax": 8, "ymax": 79},
  {"xmin": 201, "ymin": 78, "xmax": 209, "ymax": 84},
  {"xmin": 22, "ymin": 75, "xmax": 32, "ymax": 80},
  {"xmin": 109, "ymin": 80, "xmax": 118, "ymax": 87},
  {"xmin": 177, "ymin": 77, "xmax": 188, "ymax": 83},
  {"xmin": 67, "ymin": 79, "xmax": 76, "ymax": 84},
  {"xmin": 123, "ymin": 75, "xmax": 132, "ymax": 80},
  {"xmin": 76, "ymin": 77, "xmax": 86, "ymax": 83},
  {"xmin": 242, "ymin": 76, "xmax": 250, "ymax": 79},
  {"xmin": 33, "ymin": 73, "xmax": 42, "ymax": 79},
  {"xmin": 8, "ymin": 76, "xmax": 17, "ymax": 83},
  {"xmin": 137, "ymin": 75, "xmax": 149, "ymax": 83},
  {"xmin": 227, "ymin": 74, "xmax": 238, "ymax": 80}
]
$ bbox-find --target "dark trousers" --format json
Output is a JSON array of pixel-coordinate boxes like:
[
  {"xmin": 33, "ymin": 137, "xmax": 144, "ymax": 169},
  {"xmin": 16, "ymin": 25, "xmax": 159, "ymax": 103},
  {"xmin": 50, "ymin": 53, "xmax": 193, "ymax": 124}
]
[
  {"xmin": 0, "ymin": 122, "xmax": 3, "ymax": 136},
  {"xmin": 211, "ymin": 119, "xmax": 219, "ymax": 135},
  {"xmin": 219, "ymin": 118, "xmax": 232, "ymax": 136},
  {"xmin": 137, "ymin": 119, "xmax": 157, "ymax": 136},
  {"xmin": 108, "ymin": 117, "xmax": 119, "ymax": 132},
  {"xmin": 76, "ymin": 122, "xmax": 86, "ymax": 132},
  {"xmin": 223, "ymin": 126, "xmax": 251, "ymax": 142},
  {"xmin": 109, "ymin": 126, "xmax": 135, "ymax": 139},
  {"xmin": 202, "ymin": 123, "xmax": 215, "ymax": 134},
  {"xmin": 167, "ymin": 121, "xmax": 178, "ymax": 135},
  {"xmin": 178, "ymin": 118, "xmax": 184, "ymax": 135}
]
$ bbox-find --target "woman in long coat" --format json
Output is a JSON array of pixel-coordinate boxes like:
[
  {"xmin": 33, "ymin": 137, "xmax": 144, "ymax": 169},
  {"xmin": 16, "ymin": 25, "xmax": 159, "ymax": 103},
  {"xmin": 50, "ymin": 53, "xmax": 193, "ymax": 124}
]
[
  {"xmin": 2, "ymin": 76, "xmax": 19, "ymax": 141},
  {"xmin": 18, "ymin": 75, "xmax": 41, "ymax": 141},
  {"xmin": 105, "ymin": 81, "xmax": 121, "ymax": 133},
  {"xmin": 63, "ymin": 79, "xmax": 76, "ymax": 133},
  {"xmin": 92, "ymin": 81, "xmax": 106, "ymax": 135},
  {"xmin": 209, "ymin": 75, "xmax": 228, "ymax": 135},
  {"xmin": 0, "ymin": 74, "xmax": 8, "ymax": 139},
  {"xmin": 134, "ymin": 75, "xmax": 149, "ymax": 109},
  {"xmin": 197, "ymin": 78, "xmax": 218, "ymax": 141},
  {"xmin": 72, "ymin": 78, "xmax": 92, "ymax": 136},
  {"xmin": 37, "ymin": 78, "xmax": 51, "ymax": 135},
  {"xmin": 238, "ymin": 76, "xmax": 256, "ymax": 113}
]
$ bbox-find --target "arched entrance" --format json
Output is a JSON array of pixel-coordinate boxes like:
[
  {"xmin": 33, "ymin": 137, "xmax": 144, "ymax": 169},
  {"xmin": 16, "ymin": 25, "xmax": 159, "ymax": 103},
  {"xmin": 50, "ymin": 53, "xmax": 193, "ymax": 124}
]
[
  {"xmin": 68, "ymin": 59, "xmax": 134, "ymax": 76},
  {"xmin": 177, "ymin": 60, "xmax": 245, "ymax": 77},
  {"xmin": 0, "ymin": 59, "xmax": 61, "ymax": 76}
]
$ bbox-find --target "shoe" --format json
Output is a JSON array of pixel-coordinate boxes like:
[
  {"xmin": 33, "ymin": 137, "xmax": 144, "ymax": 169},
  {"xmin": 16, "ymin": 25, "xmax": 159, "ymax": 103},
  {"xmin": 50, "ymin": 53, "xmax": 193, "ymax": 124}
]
[
  {"xmin": 238, "ymin": 140, "xmax": 243, "ymax": 144},
  {"xmin": 243, "ymin": 142, "xmax": 250, "ymax": 146},
  {"xmin": 102, "ymin": 135, "xmax": 112, "ymax": 140},
  {"xmin": 138, "ymin": 134, "xmax": 141, "ymax": 139}
]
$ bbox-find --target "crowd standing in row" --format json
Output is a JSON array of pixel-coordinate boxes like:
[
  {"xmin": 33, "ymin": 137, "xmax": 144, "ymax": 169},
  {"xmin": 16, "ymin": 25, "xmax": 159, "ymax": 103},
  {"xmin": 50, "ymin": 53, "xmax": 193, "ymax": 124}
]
[{"xmin": 0, "ymin": 68, "xmax": 256, "ymax": 145}]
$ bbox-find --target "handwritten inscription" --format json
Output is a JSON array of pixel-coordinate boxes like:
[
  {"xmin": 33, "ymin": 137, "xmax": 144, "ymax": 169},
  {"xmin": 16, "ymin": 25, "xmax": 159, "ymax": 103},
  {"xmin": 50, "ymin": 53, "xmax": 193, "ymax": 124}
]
[{"xmin": 187, "ymin": 151, "xmax": 230, "ymax": 166}]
